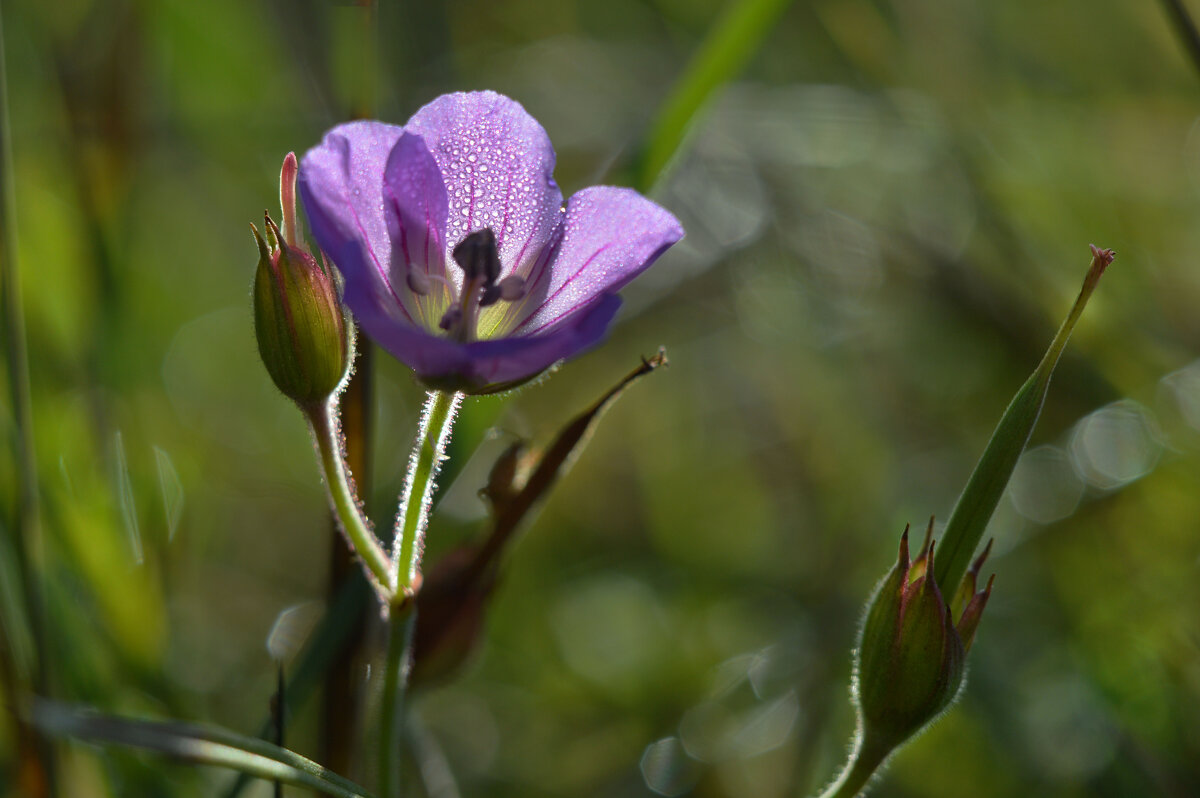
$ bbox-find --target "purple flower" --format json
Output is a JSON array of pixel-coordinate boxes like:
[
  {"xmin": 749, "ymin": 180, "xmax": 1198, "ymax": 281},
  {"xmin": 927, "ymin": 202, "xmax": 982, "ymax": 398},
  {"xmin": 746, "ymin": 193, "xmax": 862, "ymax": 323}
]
[{"xmin": 298, "ymin": 91, "xmax": 683, "ymax": 393}]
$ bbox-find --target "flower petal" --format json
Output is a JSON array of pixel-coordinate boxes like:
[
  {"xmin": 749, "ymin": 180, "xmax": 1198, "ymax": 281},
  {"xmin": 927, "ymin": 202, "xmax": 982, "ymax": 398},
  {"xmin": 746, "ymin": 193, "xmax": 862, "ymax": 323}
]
[
  {"xmin": 458, "ymin": 293, "xmax": 622, "ymax": 388},
  {"xmin": 345, "ymin": 293, "xmax": 469, "ymax": 379},
  {"xmin": 405, "ymin": 91, "xmax": 563, "ymax": 283},
  {"xmin": 514, "ymin": 187, "xmax": 683, "ymax": 335},
  {"xmin": 356, "ymin": 292, "xmax": 621, "ymax": 392},
  {"xmin": 298, "ymin": 120, "xmax": 420, "ymax": 323},
  {"xmin": 384, "ymin": 132, "xmax": 452, "ymax": 329}
]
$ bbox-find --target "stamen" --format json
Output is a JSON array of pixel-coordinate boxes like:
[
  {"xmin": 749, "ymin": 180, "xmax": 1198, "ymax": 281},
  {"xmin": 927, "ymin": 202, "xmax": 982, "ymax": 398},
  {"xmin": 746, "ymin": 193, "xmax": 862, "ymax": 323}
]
[
  {"xmin": 442, "ymin": 228, "xmax": 529, "ymax": 340},
  {"xmin": 439, "ymin": 306, "xmax": 463, "ymax": 331},
  {"xmin": 479, "ymin": 284, "xmax": 502, "ymax": 308},
  {"xmin": 407, "ymin": 271, "xmax": 432, "ymax": 296},
  {"xmin": 479, "ymin": 275, "xmax": 527, "ymax": 308},
  {"xmin": 496, "ymin": 275, "xmax": 527, "ymax": 301}
]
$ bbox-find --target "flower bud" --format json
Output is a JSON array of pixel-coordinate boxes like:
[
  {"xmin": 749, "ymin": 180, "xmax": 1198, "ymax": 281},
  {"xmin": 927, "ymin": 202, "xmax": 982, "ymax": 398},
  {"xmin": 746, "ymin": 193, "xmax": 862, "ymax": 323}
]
[
  {"xmin": 253, "ymin": 214, "xmax": 349, "ymax": 407},
  {"xmin": 854, "ymin": 520, "xmax": 991, "ymax": 750}
]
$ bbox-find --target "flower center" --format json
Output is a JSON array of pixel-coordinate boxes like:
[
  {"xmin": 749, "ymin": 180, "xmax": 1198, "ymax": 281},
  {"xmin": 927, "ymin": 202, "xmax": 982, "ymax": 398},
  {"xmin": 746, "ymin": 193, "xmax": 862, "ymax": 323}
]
[{"xmin": 424, "ymin": 228, "xmax": 528, "ymax": 342}]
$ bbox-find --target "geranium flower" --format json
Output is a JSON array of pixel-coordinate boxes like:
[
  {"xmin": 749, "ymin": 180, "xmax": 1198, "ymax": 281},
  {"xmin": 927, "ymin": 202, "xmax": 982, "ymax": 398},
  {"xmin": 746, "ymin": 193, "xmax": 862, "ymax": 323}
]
[{"xmin": 298, "ymin": 91, "xmax": 683, "ymax": 393}]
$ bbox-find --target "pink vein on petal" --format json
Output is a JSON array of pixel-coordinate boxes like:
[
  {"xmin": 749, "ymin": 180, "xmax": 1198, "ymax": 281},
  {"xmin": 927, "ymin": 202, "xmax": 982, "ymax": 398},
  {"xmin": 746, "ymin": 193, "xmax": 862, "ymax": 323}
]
[
  {"xmin": 346, "ymin": 198, "xmax": 414, "ymax": 324},
  {"xmin": 517, "ymin": 242, "xmax": 614, "ymax": 335}
]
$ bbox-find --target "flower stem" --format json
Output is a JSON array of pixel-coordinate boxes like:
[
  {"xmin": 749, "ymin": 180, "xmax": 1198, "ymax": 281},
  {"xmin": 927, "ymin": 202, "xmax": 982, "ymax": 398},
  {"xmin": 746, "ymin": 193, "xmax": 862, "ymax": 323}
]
[
  {"xmin": 816, "ymin": 730, "xmax": 892, "ymax": 798},
  {"xmin": 306, "ymin": 400, "xmax": 393, "ymax": 598},
  {"xmin": 392, "ymin": 390, "xmax": 463, "ymax": 593},
  {"xmin": 378, "ymin": 604, "xmax": 416, "ymax": 798},
  {"xmin": 378, "ymin": 389, "xmax": 460, "ymax": 796}
]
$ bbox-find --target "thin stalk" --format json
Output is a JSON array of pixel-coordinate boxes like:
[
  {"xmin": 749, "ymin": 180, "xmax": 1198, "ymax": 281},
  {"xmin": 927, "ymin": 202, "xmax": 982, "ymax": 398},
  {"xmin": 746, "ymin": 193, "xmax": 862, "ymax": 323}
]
[
  {"xmin": 1160, "ymin": 0, "xmax": 1200, "ymax": 78},
  {"xmin": 323, "ymin": 342, "xmax": 374, "ymax": 774},
  {"xmin": 0, "ymin": 5, "xmax": 56, "ymax": 795},
  {"xmin": 272, "ymin": 664, "xmax": 285, "ymax": 798},
  {"xmin": 323, "ymin": 0, "xmax": 378, "ymax": 773},
  {"xmin": 391, "ymin": 391, "xmax": 462, "ymax": 592},
  {"xmin": 307, "ymin": 400, "xmax": 393, "ymax": 598},
  {"xmin": 815, "ymin": 731, "xmax": 891, "ymax": 798},
  {"xmin": 378, "ymin": 606, "xmax": 416, "ymax": 798},
  {"xmin": 378, "ymin": 389, "xmax": 460, "ymax": 797}
]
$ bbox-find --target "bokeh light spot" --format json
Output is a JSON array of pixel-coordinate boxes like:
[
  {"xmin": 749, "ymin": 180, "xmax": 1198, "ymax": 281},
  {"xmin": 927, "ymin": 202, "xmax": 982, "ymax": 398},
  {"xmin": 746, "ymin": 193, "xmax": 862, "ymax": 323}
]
[
  {"xmin": 1008, "ymin": 444, "xmax": 1085, "ymax": 524},
  {"xmin": 1069, "ymin": 400, "xmax": 1161, "ymax": 490},
  {"xmin": 640, "ymin": 737, "xmax": 700, "ymax": 796}
]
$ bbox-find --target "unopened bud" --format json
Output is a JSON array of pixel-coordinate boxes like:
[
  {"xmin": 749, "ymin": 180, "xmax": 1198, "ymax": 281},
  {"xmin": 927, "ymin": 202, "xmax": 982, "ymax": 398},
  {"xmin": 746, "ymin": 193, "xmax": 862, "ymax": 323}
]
[
  {"xmin": 253, "ymin": 215, "xmax": 349, "ymax": 407},
  {"xmin": 854, "ymin": 523, "xmax": 990, "ymax": 750},
  {"xmin": 480, "ymin": 441, "xmax": 527, "ymax": 511}
]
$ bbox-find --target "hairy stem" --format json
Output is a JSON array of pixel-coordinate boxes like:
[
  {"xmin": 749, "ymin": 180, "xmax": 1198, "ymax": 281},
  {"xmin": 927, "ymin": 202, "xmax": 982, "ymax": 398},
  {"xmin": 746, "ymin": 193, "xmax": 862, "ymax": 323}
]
[
  {"xmin": 379, "ymin": 389, "xmax": 461, "ymax": 795},
  {"xmin": 816, "ymin": 731, "xmax": 892, "ymax": 798},
  {"xmin": 306, "ymin": 400, "xmax": 392, "ymax": 598},
  {"xmin": 391, "ymin": 391, "xmax": 462, "ymax": 592}
]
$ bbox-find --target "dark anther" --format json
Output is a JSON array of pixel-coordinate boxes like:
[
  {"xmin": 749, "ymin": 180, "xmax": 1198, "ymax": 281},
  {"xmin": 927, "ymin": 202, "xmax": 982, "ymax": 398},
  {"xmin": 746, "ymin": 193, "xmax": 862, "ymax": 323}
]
[
  {"xmin": 439, "ymin": 306, "xmax": 463, "ymax": 331},
  {"xmin": 478, "ymin": 274, "xmax": 526, "ymax": 308},
  {"xmin": 479, "ymin": 284, "xmax": 502, "ymax": 307},
  {"xmin": 452, "ymin": 228, "xmax": 501, "ymax": 283}
]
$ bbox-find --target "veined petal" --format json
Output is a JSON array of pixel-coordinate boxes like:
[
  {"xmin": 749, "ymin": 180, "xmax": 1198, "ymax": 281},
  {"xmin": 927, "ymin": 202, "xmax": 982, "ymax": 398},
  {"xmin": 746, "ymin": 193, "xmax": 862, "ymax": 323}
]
[
  {"xmin": 514, "ymin": 187, "xmax": 683, "ymax": 335},
  {"xmin": 348, "ymin": 292, "xmax": 468, "ymax": 378},
  {"xmin": 298, "ymin": 121, "xmax": 420, "ymax": 324},
  {"xmin": 356, "ymin": 292, "xmax": 621, "ymax": 392},
  {"xmin": 457, "ymin": 294, "xmax": 622, "ymax": 389},
  {"xmin": 384, "ymin": 132, "xmax": 452, "ymax": 329},
  {"xmin": 405, "ymin": 91, "xmax": 563, "ymax": 285}
]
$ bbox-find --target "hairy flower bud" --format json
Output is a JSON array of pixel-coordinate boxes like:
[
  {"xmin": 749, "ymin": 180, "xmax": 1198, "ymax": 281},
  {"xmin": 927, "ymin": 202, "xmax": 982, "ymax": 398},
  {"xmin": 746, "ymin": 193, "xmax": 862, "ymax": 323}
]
[
  {"xmin": 854, "ymin": 521, "xmax": 991, "ymax": 750},
  {"xmin": 253, "ymin": 215, "xmax": 349, "ymax": 407}
]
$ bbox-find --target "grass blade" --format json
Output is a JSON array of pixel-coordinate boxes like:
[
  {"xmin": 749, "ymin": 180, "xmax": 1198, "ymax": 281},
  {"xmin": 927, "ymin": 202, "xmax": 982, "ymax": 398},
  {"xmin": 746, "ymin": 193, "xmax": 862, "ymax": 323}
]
[
  {"xmin": 30, "ymin": 698, "xmax": 375, "ymax": 798},
  {"xmin": 634, "ymin": 0, "xmax": 793, "ymax": 190}
]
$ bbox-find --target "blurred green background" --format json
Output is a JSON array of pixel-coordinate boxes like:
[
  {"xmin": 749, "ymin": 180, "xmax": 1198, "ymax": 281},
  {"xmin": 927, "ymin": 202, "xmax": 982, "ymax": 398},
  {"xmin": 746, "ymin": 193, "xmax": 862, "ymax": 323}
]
[{"xmin": 2, "ymin": 0, "xmax": 1200, "ymax": 796}]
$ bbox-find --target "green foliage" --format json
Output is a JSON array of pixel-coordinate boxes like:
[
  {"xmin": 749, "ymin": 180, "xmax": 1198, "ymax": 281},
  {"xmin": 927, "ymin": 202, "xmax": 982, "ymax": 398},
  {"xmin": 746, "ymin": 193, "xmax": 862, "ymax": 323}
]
[{"xmin": 3, "ymin": 1, "xmax": 1200, "ymax": 797}]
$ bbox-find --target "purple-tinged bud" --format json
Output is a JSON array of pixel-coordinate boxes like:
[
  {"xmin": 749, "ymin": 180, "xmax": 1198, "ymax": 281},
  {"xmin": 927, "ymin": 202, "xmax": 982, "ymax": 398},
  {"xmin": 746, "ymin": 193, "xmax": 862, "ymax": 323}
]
[
  {"xmin": 951, "ymin": 538, "xmax": 993, "ymax": 619},
  {"xmin": 854, "ymin": 525, "xmax": 969, "ymax": 750},
  {"xmin": 279, "ymin": 152, "xmax": 302, "ymax": 250},
  {"xmin": 906, "ymin": 519, "xmax": 934, "ymax": 583},
  {"xmin": 956, "ymin": 573, "xmax": 994, "ymax": 652},
  {"xmin": 253, "ymin": 214, "xmax": 350, "ymax": 408}
]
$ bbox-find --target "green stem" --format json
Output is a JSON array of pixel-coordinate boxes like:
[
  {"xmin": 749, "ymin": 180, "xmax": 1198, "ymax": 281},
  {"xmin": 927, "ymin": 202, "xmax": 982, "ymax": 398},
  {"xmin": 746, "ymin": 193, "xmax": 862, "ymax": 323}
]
[
  {"xmin": 307, "ymin": 400, "xmax": 393, "ymax": 599},
  {"xmin": 392, "ymin": 391, "xmax": 462, "ymax": 592},
  {"xmin": 378, "ymin": 605, "xmax": 416, "ymax": 798},
  {"xmin": 378, "ymin": 389, "xmax": 460, "ymax": 796},
  {"xmin": 816, "ymin": 730, "xmax": 892, "ymax": 798}
]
